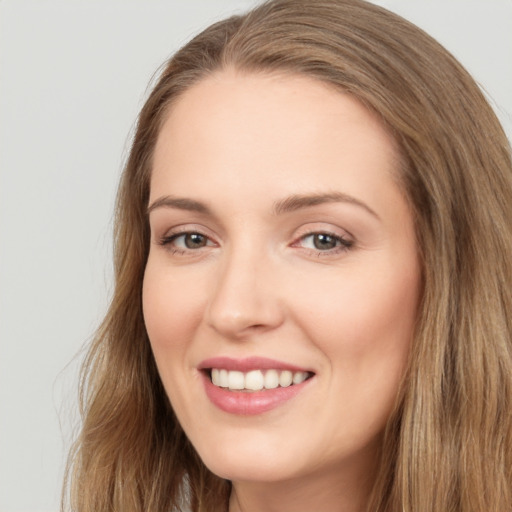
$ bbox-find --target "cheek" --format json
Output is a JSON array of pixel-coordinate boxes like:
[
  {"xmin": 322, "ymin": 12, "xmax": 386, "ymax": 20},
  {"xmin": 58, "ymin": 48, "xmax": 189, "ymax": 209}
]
[
  {"xmin": 142, "ymin": 262, "xmax": 205, "ymax": 363},
  {"xmin": 311, "ymin": 255, "xmax": 417, "ymax": 335},
  {"xmin": 296, "ymin": 259, "xmax": 419, "ymax": 384},
  {"xmin": 142, "ymin": 262, "xmax": 208, "ymax": 426},
  {"xmin": 304, "ymin": 263, "xmax": 419, "ymax": 437}
]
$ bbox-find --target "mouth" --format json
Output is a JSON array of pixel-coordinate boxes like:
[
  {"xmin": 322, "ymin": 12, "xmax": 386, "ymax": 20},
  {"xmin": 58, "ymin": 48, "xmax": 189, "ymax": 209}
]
[
  {"xmin": 198, "ymin": 357, "xmax": 315, "ymax": 415},
  {"xmin": 205, "ymin": 368, "xmax": 314, "ymax": 392}
]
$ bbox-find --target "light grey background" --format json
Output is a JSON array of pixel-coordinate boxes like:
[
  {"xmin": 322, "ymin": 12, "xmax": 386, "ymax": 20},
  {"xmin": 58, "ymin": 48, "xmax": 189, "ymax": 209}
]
[{"xmin": 1, "ymin": 1, "xmax": 510, "ymax": 511}]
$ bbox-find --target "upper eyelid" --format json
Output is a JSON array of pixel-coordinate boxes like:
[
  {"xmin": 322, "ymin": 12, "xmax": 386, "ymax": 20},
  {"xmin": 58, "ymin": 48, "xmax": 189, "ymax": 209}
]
[
  {"xmin": 150, "ymin": 209, "xmax": 354, "ymax": 235},
  {"xmin": 160, "ymin": 230, "xmax": 217, "ymax": 245},
  {"xmin": 299, "ymin": 231, "xmax": 350, "ymax": 241},
  {"xmin": 293, "ymin": 223, "xmax": 354, "ymax": 241},
  {"xmin": 159, "ymin": 224, "xmax": 217, "ymax": 239}
]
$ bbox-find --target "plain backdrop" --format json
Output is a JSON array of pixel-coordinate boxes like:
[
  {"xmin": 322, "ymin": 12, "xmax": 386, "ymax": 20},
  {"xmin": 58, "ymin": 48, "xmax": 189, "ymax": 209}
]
[{"xmin": 0, "ymin": 1, "xmax": 511, "ymax": 511}]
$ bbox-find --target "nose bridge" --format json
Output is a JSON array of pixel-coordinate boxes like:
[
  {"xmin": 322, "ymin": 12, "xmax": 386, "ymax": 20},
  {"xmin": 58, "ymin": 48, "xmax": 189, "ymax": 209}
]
[{"xmin": 206, "ymin": 234, "xmax": 282, "ymax": 338}]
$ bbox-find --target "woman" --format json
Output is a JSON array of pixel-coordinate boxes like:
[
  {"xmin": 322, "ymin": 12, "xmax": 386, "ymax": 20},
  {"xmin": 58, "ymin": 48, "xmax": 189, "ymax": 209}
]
[{"xmin": 64, "ymin": 0, "xmax": 512, "ymax": 511}]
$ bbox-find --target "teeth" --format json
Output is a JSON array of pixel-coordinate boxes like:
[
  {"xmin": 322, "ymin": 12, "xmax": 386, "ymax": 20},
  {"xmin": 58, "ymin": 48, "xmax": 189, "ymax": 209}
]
[
  {"xmin": 279, "ymin": 370, "xmax": 293, "ymax": 387},
  {"xmin": 228, "ymin": 371, "xmax": 245, "ymax": 390},
  {"xmin": 210, "ymin": 369, "xmax": 311, "ymax": 391},
  {"xmin": 221, "ymin": 369, "xmax": 229, "ymax": 387},
  {"xmin": 293, "ymin": 371, "xmax": 308, "ymax": 385},
  {"xmin": 245, "ymin": 370, "xmax": 264, "ymax": 391},
  {"xmin": 264, "ymin": 369, "xmax": 279, "ymax": 389}
]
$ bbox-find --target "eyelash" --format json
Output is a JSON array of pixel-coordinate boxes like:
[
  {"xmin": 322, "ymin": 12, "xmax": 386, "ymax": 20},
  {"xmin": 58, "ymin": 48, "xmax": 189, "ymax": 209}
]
[
  {"xmin": 159, "ymin": 231, "xmax": 214, "ymax": 255},
  {"xmin": 159, "ymin": 229, "xmax": 354, "ymax": 257},
  {"xmin": 293, "ymin": 232, "xmax": 353, "ymax": 255}
]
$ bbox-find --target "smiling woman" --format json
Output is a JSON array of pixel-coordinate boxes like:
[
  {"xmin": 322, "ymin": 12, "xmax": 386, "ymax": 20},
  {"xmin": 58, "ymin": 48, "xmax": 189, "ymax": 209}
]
[
  {"xmin": 63, "ymin": 1, "xmax": 512, "ymax": 511},
  {"xmin": 143, "ymin": 73, "xmax": 421, "ymax": 509}
]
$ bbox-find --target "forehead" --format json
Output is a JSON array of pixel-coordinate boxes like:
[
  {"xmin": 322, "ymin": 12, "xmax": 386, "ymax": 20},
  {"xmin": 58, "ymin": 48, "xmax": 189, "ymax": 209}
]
[{"xmin": 150, "ymin": 70, "xmax": 402, "ymax": 211}]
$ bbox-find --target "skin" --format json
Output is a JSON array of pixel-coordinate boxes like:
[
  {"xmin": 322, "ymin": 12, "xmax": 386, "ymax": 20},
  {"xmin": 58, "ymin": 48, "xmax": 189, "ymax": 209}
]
[{"xmin": 143, "ymin": 70, "xmax": 421, "ymax": 512}]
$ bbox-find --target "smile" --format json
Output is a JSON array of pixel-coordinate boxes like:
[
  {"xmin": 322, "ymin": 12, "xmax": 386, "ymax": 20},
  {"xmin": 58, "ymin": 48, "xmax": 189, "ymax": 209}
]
[
  {"xmin": 210, "ymin": 368, "xmax": 311, "ymax": 391},
  {"xmin": 198, "ymin": 357, "xmax": 315, "ymax": 415}
]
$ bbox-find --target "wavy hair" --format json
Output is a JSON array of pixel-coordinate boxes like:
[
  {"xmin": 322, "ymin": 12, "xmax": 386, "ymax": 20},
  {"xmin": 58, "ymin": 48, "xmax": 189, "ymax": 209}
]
[{"xmin": 64, "ymin": 1, "xmax": 512, "ymax": 510}]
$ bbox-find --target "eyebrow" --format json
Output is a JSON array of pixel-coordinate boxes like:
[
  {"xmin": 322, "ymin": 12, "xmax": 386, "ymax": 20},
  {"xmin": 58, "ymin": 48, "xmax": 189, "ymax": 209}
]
[
  {"xmin": 147, "ymin": 196, "xmax": 212, "ymax": 216},
  {"xmin": 272, "ymin": 192, "xmax": 379, "ymax": 219},
  {"xmin": 147, "ymin": 192, "xmax": 379, "ymax": 219}
]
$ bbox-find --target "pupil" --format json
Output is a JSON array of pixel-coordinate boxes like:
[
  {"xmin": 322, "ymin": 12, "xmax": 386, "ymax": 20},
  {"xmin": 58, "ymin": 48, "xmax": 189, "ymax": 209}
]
[
  {"xmin": 185, "ymin": 233, "xmax": 206, "ymax": 249},
  {"xmin": 314, "ymin": 234, "xmax": 336, "ymax": 250}
]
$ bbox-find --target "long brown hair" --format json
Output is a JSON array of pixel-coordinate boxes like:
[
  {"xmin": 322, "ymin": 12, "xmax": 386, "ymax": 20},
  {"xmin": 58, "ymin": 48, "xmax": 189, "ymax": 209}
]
[{"xmin": 64, "ymin": 1, "xmax": 512, "ymax": 510}]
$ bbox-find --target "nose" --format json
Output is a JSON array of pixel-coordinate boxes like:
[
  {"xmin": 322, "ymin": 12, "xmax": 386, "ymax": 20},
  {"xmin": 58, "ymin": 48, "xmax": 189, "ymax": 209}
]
[{"xmin": 205, "ymin": 245, "xmax": 285, "ymax": 340}]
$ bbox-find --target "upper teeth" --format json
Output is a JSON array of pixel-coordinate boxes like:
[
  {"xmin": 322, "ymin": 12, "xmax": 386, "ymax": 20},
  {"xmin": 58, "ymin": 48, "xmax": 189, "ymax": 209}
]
[{"xmin": 211, "ymin": 368, "xmax": 310, "ymax": 391}]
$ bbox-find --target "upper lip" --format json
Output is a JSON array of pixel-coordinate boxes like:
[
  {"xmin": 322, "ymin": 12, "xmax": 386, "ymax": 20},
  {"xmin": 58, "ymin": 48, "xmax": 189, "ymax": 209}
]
[{"xmin": 198, "ymin": 356, "xmax": 313, "ymax": 373}]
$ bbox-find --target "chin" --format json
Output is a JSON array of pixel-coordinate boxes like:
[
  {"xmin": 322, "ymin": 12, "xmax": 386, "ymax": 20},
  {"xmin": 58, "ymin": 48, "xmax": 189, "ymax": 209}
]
[
  {"xmin": 193, "ymin": 435, "xmax": 305, "ymax": 483},
  {"xmin": 205, "ymin": 457, "xmax": 297, "ymax": 483}
]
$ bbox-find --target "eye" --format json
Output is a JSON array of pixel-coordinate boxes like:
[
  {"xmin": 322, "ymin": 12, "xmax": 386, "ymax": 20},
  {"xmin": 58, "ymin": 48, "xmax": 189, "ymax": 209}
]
[
  {"xmin": 160, "ymin": 231, "xmax": 215, "ymax": 252},
  {"xmin": 177, "ymin": 232, "xmax": 208, "ymax": 249},
  {"xmin": 298, "ymin": 232, "xmax": 353, "ymax": 253}
]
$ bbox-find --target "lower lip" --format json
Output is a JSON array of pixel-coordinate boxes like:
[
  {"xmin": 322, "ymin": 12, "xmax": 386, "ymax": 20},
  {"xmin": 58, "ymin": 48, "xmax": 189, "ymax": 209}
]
[{"xmin": 201, "ymin": 372, "xmax": 312, "ymax": 415}]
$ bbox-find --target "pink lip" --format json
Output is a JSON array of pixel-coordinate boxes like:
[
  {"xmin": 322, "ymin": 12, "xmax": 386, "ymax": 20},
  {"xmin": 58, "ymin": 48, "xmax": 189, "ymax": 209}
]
[
  {"xmin": 198, "ymin": 356, "xmax": 311, "ymax": 373},
  {"xmin": 198, "ymin": 357, "xmax": 314, "ymax": 416}
]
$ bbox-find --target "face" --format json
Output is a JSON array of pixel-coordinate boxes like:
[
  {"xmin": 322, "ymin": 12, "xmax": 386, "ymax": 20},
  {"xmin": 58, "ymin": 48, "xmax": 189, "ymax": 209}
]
[{"xmin": 143, "ymin": 71, "xmax": 421, "ymax": 486}]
